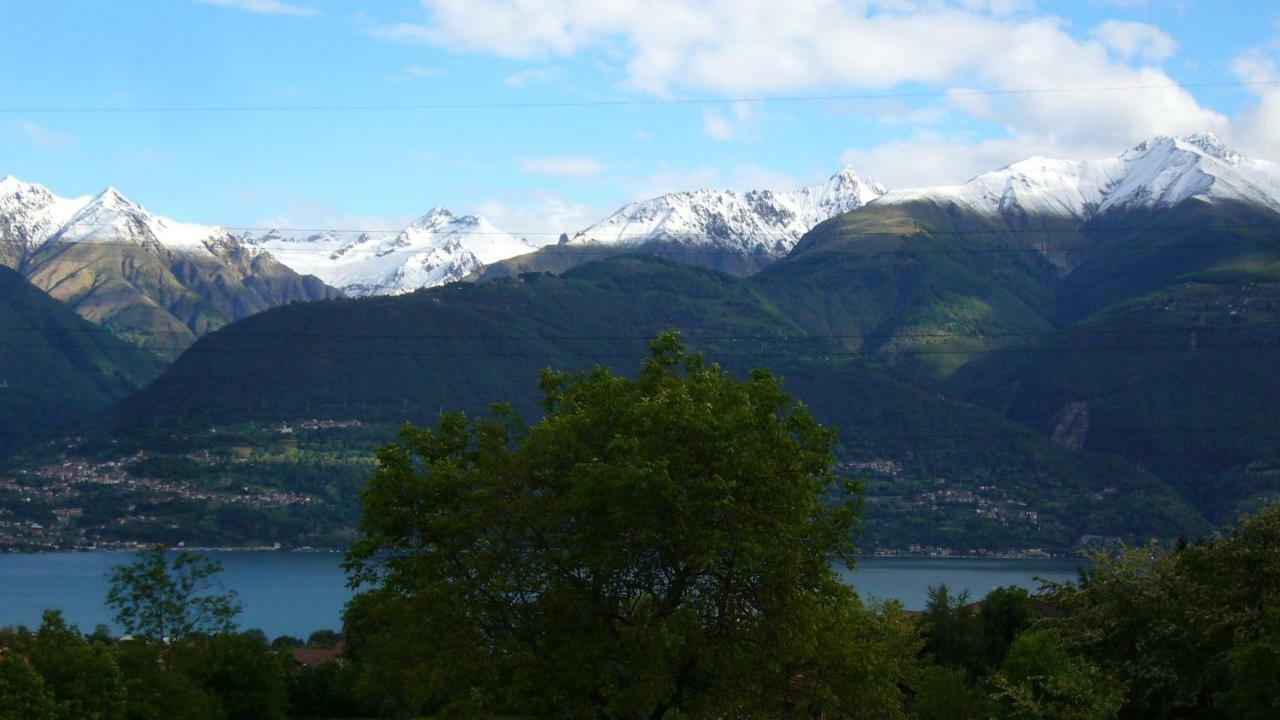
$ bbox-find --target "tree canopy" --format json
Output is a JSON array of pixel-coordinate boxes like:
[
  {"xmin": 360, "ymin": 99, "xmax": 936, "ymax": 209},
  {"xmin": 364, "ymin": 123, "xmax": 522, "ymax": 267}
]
[
  {"xmin": 106, "ymin": 546, "xmax": 242, "ymax": 642},
  {"xmin": 344, "ymin": 332, "xmax": 917, "ymax": 717}
]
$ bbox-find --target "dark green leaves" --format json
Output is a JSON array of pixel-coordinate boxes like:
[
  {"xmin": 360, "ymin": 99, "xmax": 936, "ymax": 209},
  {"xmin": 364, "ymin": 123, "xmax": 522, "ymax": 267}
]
[{"xmin": 344, "ymin": 333, "xmax": 911, "ymax": 717}]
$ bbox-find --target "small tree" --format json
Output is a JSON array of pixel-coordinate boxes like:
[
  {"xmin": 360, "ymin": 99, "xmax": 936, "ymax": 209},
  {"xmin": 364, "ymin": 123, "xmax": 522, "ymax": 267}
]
[
  {"xmin": 921, "ymin": 585, "xmax": 984, "ymax": 673},
  {"xmin": 345, "ymin": 333, "xmax": 915, "ymax": 717},
  {"xmin": 106, "ymin": 547, "xmax": 242, "ymax": 642}
]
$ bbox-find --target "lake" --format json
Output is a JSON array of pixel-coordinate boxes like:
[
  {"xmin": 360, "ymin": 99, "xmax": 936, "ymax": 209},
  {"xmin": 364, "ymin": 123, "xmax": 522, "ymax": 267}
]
[{"xmin": 0, "ymin": 552, "xmax": 1086, "ymax": 638}]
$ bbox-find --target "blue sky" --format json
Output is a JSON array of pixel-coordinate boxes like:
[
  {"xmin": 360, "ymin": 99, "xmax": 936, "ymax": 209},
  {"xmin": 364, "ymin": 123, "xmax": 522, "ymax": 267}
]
[{"xmin": 3, "ymin": 0, "xmax": 1279, "ymax": 235}]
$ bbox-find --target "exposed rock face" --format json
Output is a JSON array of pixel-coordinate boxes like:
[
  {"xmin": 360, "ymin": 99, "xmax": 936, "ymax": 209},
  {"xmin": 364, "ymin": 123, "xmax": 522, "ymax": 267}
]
[{"xmin": 0, "ymin": 178, "xmax": 340, "ymax": 356}]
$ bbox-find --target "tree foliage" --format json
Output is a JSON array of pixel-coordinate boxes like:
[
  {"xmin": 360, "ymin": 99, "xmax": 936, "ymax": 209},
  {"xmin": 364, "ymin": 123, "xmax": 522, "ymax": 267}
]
[
  {"xmin": 989, "ymin": 629, "xmax": 1125, "ymax": 720},
  {"xmin": 0, "ymin": 652, "xmax": 58, "ymax": 720},
  {"xmin": 105, "ymin": 546, "xmax": 242, "ymax": 642},
  {"xmin": 21, "ymin": 611, "xmax": 127, "ymax": 720},
  {"xmin": 1045, "ymin": 499, "xmax": 1280, "ymax": 716},
  {"xmin": 345, "ymin": 332, "xmax": 917, "ymax": 717}
]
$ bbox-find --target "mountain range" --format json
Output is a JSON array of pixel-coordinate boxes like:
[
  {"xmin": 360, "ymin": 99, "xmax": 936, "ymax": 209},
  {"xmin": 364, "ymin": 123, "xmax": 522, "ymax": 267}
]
[
  {"xmin": 241, "ymin": 165, "xmax": 887, "ymax": 294},
  {"xmin": 3, "ymin": 132, "xmax": 1278, "ymax": 552},
  {"xmin": 0, "ymin": 177, "xmax": 338, "ymax": 356},
  {"xmin": 245, "ymin": 208, "xmax": 549, "ymax": 296}
]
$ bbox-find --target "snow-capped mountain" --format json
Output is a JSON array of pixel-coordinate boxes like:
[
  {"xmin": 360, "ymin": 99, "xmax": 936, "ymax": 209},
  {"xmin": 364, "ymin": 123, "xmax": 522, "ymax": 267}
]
[
  {"xmin": 49, "ymin": 186, "xmax": 239, "ymax": 256},
  {"xmin": 0, "ymin": 177, "xmax": 264, "ymax": 262},
  {"xmin": 878, "ymin": 133, "xmax": 1280, "ymax": 220},
  {"xmin": 0, "ymin": 177, "xmax": 338, "ymax": 355},
  {"xmin": 0, "ymin": 176, "xmax": 90, "ymax": 263},
  {"xmin": 568, "ymin": 166, "xmax": 886, "ymax": 256},
  {"xmin": 249, "ymin": 209, "xmax": 548, "ymax": 296}
]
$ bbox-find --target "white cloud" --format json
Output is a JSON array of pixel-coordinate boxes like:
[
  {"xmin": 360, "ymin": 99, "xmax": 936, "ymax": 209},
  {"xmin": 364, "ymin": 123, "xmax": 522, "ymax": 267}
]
[
  {"xmin": 371, "ymin": 2, "xmax": 1149, "ymax": 96},
  {"xmin": 1092, "ymin": 20, "xmax": 1178, "ymax": 63},
  {"xmin": 1232, "ymin": 46, "xmax": 1278, "ymax": 86},
  {"xmin": 958, "ymin": 0, "xmax": 1036, "ymax": 14},
  {"xmin": 373, "ymin": 0, "xmax": 1280, "ymax": 182},
  {"xmin": 19, "ymin": 122, "xmax": 74, "ymax": 149},
  {"xmin": 728, "ymin": 163, "xmax": 802, "ymax": 192},
  {"xmin": 256, "ymin": 201, "xmax": 411, "ymax": 237},
  {"xmin": 196, "ymin": 0, "xmax": 316, "ymax": 17},
  {"xmin": 701, "ymin": 101, "xmax": 756, "ymax": 141},
  {"xmin": 945, "ymin": 88, "xmax": 997, "ymax": 120},
  {"xmin": 702, "ymin": 112, "xmax": 735, "ymax": 141},
  {"xmin": 841, "ymin": 134, "xmax": 1050, "ymax": 188},
  {"xmin": 1226, "ymin": 41, "xmax": 1280, "ymax": 159},
  {"xmin": 476, "ymin": 195, "xmax": 604, "ymax": 237},
  {"xmin": 518, "ymin": 156, "xmax": 606, "ymax": 178},
  {"xmin": 630, "ymin": 164, "xmax": 722, "ymax": 199},
  {"xmin": 372, "ymin": 2, "xmax": 1218, "ymax": 140},
  {"xmin": 504, "ymin": 66, "xmax": 563, "ymax": 87}
]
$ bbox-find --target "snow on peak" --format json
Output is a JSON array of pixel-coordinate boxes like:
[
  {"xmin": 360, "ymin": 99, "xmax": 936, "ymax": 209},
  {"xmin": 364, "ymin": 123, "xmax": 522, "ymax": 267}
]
[
  {"xmin": 0, "ymin": 176, "xmax": 92, "ymax": 251},
  {"xmin": 569, "ymin": 167, "xmax": 887, "ymax": 255},
  {"xmin": 248, "ymin": 209, "xmax": 547, "ymax": 296},
  {"xmin": 1176, "ymin": 132, "xmax": 1240, "ymax": 164},
  {"xmin": 95, "ymin": 186, "xmax": 129, "ymax": 206},
  {"xmin": 47, "ymin": 186, "xmax": 224, "ymax": 255},
  {"xmin": 878, "ymin": 133, "xmax": 1280, "ymax": 219}
]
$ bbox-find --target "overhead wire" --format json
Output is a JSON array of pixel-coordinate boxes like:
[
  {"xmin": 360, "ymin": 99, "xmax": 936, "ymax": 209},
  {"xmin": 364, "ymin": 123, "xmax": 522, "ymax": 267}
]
[{"xmin": 3, "ymin": 79, "xmax": 1277, "ymax": 114}]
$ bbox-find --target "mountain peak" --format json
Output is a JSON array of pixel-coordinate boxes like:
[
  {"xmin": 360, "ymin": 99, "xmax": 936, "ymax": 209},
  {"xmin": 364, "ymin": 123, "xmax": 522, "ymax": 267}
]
[
  {"xmin": 1124, "ymin": 132, "xmax": 1242, "ymax": 166},
  {"xmin": 91, "ymin": 186, "xmax": 134, "ymax": 209},
  {"xmin": 882, "ymin": 131, "xmax": 1279, "ymax": 220},
  {"xmin": 828, "ymin": 165, "xmax": 863, "ymax": 183},
  {"xmin": 416, "ymin": 206, "xmax": 455, "ymax": 223},
  {"xmin": 570, "ymin": 165, "xmax": 885, "ymax": 257},
  {"xmin": 1180, "ymin": 132, "xmax": 1240, "ymax": 164}
]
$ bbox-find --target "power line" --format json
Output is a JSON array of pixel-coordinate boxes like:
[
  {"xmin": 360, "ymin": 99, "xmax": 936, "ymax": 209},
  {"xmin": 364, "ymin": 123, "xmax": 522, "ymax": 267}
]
[
  {"xmin": 0, "ymin": 325, "xmax": 1271, "ymax": 341},
  {"xmin": 30, "ymin": 220, "xmax": 1280, "ymax": 240},
  {"xmin": 3, "ymin": 80, "xmax": 1276, "ymax": 114},
  {"xmin": 2, "ymin": 339, "xmax": 1276, "ymax": 358}
]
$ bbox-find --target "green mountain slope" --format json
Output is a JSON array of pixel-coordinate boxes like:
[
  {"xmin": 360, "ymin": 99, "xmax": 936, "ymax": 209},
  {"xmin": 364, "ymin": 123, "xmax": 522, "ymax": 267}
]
[
  {"xmin": 0, "ymin": 266, "xmax": 165, "ymax": 454},
  {"xmin": 101, "ymin": 256, "xmax": 1207, "ymax": 551},
  {"xmin": 21, "ymin": 240, "xmax": 339, "ymax": 358},
  {"xmin": 477, "ymin": 239, "xmax": 776, "ymax": 282},
  {"xmin": 749, "ymin": 195, "xmax": 1280, "ymax": 527},
  {"xmin": 950, "ymin": 256, "xmax": 1280, "ymax": 524},
  {"xmin": 751, "ymin": 200, "xmax": 1068, "ymax": 378}
]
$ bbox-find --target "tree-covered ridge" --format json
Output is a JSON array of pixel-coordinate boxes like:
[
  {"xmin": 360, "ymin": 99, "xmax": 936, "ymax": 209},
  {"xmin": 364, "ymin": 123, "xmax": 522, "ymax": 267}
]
[
  {"xmin": 82, "ymin": 259, "xmax": 1207, "ymax": 552},
  {"xmin": 0, "ymin": 266, "xmax": 165, "ymax": 455}
]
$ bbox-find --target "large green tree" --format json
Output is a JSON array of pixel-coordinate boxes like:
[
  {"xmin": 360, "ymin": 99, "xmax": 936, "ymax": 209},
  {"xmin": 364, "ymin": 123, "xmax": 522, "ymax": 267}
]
[{"xmin": 345, "ymin": 332, "xmax": 918, "ymax": 718}]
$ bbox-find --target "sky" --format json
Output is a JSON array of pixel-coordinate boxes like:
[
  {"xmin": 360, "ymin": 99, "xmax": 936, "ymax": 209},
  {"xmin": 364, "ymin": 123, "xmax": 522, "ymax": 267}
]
[{"xmin": 3, "ymin": 0, "xmax": 1280, "ymax": 237}]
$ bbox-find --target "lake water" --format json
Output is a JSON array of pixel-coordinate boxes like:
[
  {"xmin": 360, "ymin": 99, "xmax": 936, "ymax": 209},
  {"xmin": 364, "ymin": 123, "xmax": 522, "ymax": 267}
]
[{"xmin": 0, "ymin": 552, "xmax": 1086, "ymax": 638}]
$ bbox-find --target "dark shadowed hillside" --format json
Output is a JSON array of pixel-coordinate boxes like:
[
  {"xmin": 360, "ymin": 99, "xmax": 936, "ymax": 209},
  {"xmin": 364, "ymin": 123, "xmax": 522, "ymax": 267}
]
[
  {"xmin": 102, "ymin": 256, "xmax": 1207, "ymax": 551},
  {"xmin": 0, "ymin": 266, "xmax": 165, "ymax": 454}
]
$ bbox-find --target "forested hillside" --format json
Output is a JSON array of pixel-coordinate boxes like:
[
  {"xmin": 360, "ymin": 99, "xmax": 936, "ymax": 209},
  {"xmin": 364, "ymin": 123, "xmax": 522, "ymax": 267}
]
[{"xmin": 0, "ymin": 266, "xmax": 164, "ymax": 454}]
